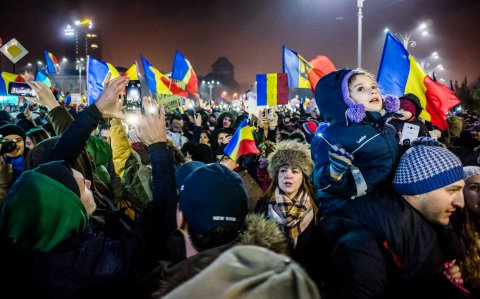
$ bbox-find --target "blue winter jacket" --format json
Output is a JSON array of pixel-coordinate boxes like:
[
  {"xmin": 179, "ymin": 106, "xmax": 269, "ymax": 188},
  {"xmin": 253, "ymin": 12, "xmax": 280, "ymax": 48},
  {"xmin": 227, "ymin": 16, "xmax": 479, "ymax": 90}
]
[{"xmin": 311, "ymin": 68, "xmax": 399, "ymax": 214}]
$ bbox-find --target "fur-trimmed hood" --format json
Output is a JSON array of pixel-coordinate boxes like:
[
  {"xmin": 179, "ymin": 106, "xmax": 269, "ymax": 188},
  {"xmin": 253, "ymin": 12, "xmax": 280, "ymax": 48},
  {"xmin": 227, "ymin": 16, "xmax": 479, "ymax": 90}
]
[
  {"xmin": 150, "ymin": 214, "xmax": 289, "ymax": 297},
  {"xmin": 314, "ymin": 68, "xmax": 399, "ymax": 124}
]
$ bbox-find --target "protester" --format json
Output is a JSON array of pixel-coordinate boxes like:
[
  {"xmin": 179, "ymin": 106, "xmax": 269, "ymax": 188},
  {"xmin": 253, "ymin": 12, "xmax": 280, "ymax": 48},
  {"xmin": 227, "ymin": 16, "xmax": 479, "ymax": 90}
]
[
  {"xmin": 255, "ymin": 139, "xmax": 323, "ymax": 285},
  {"xmin": 320, "ymin": 140, "xmax": 468, "ymax": 298},
  {"xmin": 0, "ymin": 76, "xmax": 179, "ymax": 298},
  {"xmin": 167, "ymin": 114, "xmax": 189, "ymax": 149},
  {"xmin": 0, "ymin": 124, "xmax": 28, "ymax": 183},
  {"xmin": 311, "ymin": 68, "xmax": 400, "ymax": 214},
  {"xmin": 25, "ymin": 127, "xmax": 50, "ymax": 150},
  {"xmin": 388, "ymin": 93, "xmax": 431, "ymax": 143},
  {"xmin": 452, "ymin": 166, "xmax": 480, "ymax": 297}
]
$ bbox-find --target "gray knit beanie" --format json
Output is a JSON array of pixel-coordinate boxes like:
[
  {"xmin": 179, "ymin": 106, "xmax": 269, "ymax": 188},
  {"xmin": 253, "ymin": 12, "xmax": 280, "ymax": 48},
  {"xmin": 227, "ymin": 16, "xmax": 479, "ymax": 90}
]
[
  {"xmin": 393, "ymin": 144, "xmax": 464, "ymax": 195},
  {"xmin": 463, "ymin": 166, "xmax": 480, "ymax": 181}
]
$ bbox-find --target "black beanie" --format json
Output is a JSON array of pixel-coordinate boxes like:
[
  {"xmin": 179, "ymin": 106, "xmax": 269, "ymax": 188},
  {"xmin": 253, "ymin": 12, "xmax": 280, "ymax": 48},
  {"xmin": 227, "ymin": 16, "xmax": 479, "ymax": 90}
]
[
  {"xmin": 34, "ymin": 161, "xmax": 81, "ymax": 198},
  {"xmin": 0, "ymin": 124, "xmax": 26, "ymax": 141}
]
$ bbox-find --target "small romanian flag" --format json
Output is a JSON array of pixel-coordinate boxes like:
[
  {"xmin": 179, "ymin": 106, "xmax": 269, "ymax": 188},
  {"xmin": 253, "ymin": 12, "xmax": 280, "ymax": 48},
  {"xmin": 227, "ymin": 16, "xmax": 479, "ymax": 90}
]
[
  {"xmin": 224, "ymin": 119, "xmax": 260, "ymax": 162},
  {"xmin": 35, "ymin": 70, "xmax": 52, "ymax": 88},
  {"xmin": 0, "ymin": 71, "xmax": 25, "ymax": 96},
  {"xmin": 87, "ymin": 57, "xmax": 121, "ymax": 105},
  {"xmin": 256, "ymin": 73, "xmax": 289, "ymax": 106},
  {"xmin": 44, "ymin": 50, "xmax": 60, "ymax": 74}
]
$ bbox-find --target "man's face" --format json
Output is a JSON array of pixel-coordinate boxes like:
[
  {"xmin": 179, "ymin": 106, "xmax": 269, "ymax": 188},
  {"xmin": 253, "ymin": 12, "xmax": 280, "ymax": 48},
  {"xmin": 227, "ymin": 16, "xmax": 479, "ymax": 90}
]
[
  {"xmin": 100, "ymin": 128, "xmax": 111, "ymax": 145},
  {"xmin": 72, "ymin": 169, "xmax": 96, "ymax": 216},
  {"xmin": 409, "ymin": 180, "xmax": 465, "ymax": 225},
  {"xmin": 3, "ymin": 134, "xmax": 24, "ymax": 158},
  {"xmin": 171, "ymin": 119, "xmax": 183, "ymax": 133},
  {"xmin": 463, "ymin": 175, "xmax": 480, "ymax": 216},
  {"xmin": 472, "ymin": 129, "xmax": 480, "ymax": 141}
]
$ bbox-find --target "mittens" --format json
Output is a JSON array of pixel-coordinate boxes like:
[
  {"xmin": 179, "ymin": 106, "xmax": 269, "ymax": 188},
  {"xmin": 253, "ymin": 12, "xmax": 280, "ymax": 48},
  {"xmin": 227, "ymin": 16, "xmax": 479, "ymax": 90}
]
[{"xmin": 329, "ymin": 144, "xmax": 354, "ymax": 178}]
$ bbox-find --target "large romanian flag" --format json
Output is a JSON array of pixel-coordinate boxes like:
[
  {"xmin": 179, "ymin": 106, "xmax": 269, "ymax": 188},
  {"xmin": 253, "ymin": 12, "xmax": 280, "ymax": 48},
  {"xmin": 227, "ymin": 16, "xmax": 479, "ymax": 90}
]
[
  {"xmin": 44, "ymin": 50, "xmax": 60, "ymax": 74},
  {"xmin": 282, "ymin": 46, "xmax": 335, "ymax": 92},
  {"xmin": 0, "ymin": 71, "xmax": 25, "ymax": 96},
  {"xmin": 377, "ymin": 32, "xmax": 460, "ymax": 130},
  {"xmin": 224, "ymin": 119, "xmax": 260, "ymax": 162},
  {"xmin": 171, "ymin": 51, "xmax": 199, "ymax": 98},
  {"xmin": 141, "ymin": 55, "xmax": 187, "ymax": 97},
  {"xmin": 256, "ymin": 73, "xmax": 289, "ymax": 106},
  {"xmin": 87, "ymin": 57, "xmax": 121, "ymax": 104}
]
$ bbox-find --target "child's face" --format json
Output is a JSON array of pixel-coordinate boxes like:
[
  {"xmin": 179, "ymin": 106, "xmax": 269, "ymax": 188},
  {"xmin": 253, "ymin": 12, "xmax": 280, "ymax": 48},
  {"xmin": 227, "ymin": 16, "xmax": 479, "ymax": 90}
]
[
  {"xmin": 349, "ymin": 74, "xmax": 382, "ymax": 112},
  {"xmin": 397, "ymin": 109, "xmax": 413, "ymax": 121}
]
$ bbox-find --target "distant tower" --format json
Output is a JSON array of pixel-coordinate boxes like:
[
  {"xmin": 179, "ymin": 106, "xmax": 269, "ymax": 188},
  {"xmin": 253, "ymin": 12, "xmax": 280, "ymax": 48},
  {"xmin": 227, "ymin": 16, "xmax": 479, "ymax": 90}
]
[
  {"xmin": 211, "ymin": 57, "xmax": 234, "ymax": 80},
  {"xmin": 64, "ymin": 19, "xmax": 102, "ymax": 64}
]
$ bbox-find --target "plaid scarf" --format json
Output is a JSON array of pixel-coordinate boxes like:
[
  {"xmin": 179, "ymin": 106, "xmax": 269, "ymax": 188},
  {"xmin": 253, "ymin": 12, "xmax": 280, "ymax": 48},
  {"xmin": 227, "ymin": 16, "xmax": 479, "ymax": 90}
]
[{"xmin": 268, "ymin": 187, "xmax": 313, "ymax": 247}]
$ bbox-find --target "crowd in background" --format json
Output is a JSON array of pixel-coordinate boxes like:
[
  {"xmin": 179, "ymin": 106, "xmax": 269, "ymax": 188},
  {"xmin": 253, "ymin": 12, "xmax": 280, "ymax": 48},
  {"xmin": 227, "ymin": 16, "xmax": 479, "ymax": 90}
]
[{"xmin": 0, "ymin": 68, "xmax": 479, "ymax": 298}]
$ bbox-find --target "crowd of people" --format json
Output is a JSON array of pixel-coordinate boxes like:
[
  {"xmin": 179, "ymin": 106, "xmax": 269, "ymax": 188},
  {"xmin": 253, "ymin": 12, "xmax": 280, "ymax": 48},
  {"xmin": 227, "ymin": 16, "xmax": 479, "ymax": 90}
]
[{"xmin": 0, "ymin": 68, "xmax": 479, "ymax": 298}]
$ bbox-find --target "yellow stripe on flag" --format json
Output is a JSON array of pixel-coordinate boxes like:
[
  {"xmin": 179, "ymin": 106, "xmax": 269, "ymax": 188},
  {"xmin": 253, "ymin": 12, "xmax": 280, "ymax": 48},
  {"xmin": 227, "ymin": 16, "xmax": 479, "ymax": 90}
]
[
  {"xmin": 404, "ymin": 56, "xmax": 430, "ymax": 122},
  {"xmin": 266, "ymin": 73, "xmax": 278, "ymax": 106}
]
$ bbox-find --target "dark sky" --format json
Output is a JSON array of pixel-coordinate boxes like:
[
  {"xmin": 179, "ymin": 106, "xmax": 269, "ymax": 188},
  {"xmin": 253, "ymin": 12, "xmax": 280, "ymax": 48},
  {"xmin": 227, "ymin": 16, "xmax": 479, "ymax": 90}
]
[{"xmin": 1, "ymin": 0, "xmax": 480, "ymax": 86}]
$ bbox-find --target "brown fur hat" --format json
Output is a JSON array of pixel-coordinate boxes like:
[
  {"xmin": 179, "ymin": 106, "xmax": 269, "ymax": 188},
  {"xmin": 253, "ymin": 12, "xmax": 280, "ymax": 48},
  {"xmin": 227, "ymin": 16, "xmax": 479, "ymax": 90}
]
[{"xmin": 267, "ymin": 140, "xmax": 313, "ymax": 177}]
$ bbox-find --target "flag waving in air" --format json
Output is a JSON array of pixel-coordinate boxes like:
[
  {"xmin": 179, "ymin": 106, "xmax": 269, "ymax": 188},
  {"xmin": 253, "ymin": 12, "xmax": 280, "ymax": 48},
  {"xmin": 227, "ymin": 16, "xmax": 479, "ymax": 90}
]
[
  {"xmin": 377, "ymin": 32, "xmax": 460, "ymax": 130},
  {"xmin": 87, "ymin": 57, "xmax": 121, "ymax": 104},
  {"xmin": 0, "ymin": 71, "xmax": 25, "ymax": 96},
  {"xmin": 44, "ymin": 50, "xmax": 60, "ymax": 74},
  {"xmin": 223, "ymin": 119, "xmax": 260, "ymax": 162},
  {"xmin": 141, "ymin": 55, "xmax": 187, "ymax": 97},
  {"xmin": 171, "ymin": 51, "xmax": 199, "ymax": 98},
  {"xmin": 282, "ymin": 46, "xmax": 336, "ymax": 93},
  {"xmin": 123, "ymin": 62, "xmax": 139, "ymax": 80}
]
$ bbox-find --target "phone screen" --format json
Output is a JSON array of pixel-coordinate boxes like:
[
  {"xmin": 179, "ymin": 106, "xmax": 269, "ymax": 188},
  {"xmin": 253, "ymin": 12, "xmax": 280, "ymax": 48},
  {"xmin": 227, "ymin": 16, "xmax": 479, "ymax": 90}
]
[
  {"xmin": 123, "ymin": 80, "xmax": 142, "ymax": 112},
  {"xmin": 8, "ymin": 82, "xmax": 35, "ymax": 97},
  {"xmin": 400, "ymin": 123, "xmax": 420, "ymax": 144}
]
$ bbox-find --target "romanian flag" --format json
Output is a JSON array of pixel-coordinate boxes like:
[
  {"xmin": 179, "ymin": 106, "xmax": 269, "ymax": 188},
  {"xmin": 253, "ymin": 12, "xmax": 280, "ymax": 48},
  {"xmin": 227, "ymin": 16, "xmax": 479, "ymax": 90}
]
[
  {"xmin": 256, "ymin": 73, "xmax": 289, "ymax": 106},
  {"xmin": 171, "ymin": 51, "xmax": 199, "ymax": 98},
  {"xmin": 282, "ymin": 46, "xmax": 335, "ymax": 92},
  {"xmin": 377, "ymin": 33, "xmax": 460, "ymax": 130},
  {"xmin": 0, "ymin": 71, "xmax": 25, "ymax": 96},
  {"xmin": 44, "ymin": 50, "xmax": 60, "ymax": 74},
  {"xmin": 223, "ymin": 119, "xmax": 260, "ymax": 162},
  {"xmin": 87, "ymin": 57, "xmax": 121, "ymax": 105},
  {"xmin": 141, "ymin": 55, "xmax": 187, "ymax": 97},
  {"xmin": 35, "ymin": 70, "xmax": 52, "ymax": 88},
  {"xmin": 123, "ymin": 62, "xmax": 139, "ymax": 80}
]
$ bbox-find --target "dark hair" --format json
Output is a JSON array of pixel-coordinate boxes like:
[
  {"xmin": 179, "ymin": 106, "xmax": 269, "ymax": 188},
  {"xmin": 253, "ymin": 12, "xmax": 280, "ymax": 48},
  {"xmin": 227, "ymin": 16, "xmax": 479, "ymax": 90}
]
[
  {"xmin": 200, "ymin": 130, "xmax": 211, "ymax": 144},
  {"xmin": 98, "ymin": 123, "xmax": 111, "ymax": 134},
  {"xmin": 169, "ymin": 115, "xmax": 183, "ymax": 125},
  {"xmin": 26, "ymin": 128, "xmax": 50, "ymax": 147},
  {"xmin": 188, "ymin": 225, "xmax": 240, "ymax": 252}
]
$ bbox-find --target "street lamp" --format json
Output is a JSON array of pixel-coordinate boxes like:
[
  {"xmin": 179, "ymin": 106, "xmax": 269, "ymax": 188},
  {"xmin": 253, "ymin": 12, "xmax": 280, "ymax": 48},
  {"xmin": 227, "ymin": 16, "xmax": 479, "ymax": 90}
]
[
  {"xmin": 396, "ymin": 22, "xmax": 430, "ymax": 50},
  {"xmin": 356, "ymin": 0, "xmax": 365, "ymax": 68},
  {"xmin": 203, "ymin": 80, "xmax": 220, "ymax": 100}
]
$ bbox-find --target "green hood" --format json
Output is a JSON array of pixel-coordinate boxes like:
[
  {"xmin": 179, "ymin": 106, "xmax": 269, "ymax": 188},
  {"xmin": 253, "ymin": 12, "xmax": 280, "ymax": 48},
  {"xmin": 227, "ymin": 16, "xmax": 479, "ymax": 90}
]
[{"xmin": 0, "ymin": 171, "xmax": 88, "ymax": 252}]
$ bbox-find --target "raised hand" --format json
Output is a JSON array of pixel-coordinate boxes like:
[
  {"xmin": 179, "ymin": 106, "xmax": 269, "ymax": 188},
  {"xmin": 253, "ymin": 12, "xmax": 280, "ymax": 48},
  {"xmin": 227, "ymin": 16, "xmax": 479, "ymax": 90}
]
[
  {"xmin": 194, "ymin": 113, "xmax": 202, "ymax": 127},
  {"xmin": 27, "ymin": 81, "xmax": 60, "ymax": 110},
  {"xmin": 329, "ymin": 144, "xmax": 354, "ymax": 180},
  {"xmin": 133, "ymin": 100, "xmax": 166, "ymax": 145},
  {"xmin": 94, "ymin": 74, "xmax": 129, "ymax": 119}
]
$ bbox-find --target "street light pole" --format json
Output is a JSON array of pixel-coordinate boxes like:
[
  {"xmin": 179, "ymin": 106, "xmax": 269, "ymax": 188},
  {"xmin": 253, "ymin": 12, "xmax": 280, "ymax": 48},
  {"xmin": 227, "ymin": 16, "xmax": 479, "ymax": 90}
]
[{"xmin": 357, "ymin": 0, "xmax": 364, "ymax": 68}]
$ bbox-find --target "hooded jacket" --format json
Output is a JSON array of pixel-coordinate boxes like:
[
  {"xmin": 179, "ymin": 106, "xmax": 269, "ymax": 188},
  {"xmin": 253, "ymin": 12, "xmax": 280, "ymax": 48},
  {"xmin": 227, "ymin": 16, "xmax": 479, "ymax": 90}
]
[
  {"xmin": 146, "ymin": 214, "xmax": 290, "ymax": 297},
  {"xmin": 311, "ymin": 69, "xmax": 400, "ymax": 214},
  {"xmin": 388, "ymin": 93, "xmax": 430, "ymax": 140}
]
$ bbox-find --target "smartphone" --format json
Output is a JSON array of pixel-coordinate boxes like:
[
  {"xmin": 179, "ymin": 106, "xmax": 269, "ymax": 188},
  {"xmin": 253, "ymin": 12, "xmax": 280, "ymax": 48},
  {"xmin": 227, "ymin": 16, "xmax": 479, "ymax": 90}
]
[
  {"xmin": 123, "ymin": 80, "xmax": 142, "ymax": 113},
  {"xmin": 8, "ymin": 82, "xmax": 35, "ymax": 97},
  {"xmin": 400, "ymin": 123, "xmax": 420, "ymax": 144}
]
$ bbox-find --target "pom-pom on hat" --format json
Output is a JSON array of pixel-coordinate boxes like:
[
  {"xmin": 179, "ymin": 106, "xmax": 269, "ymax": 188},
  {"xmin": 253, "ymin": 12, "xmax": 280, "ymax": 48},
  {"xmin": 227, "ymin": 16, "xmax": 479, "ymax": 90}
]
[
  {"xmin": 393, "ymin": 144, "xmax": 464, "ymax": 195},
  {"xmin": 267, "ymin": 140, "xmax": 314, "ymax": 177}
]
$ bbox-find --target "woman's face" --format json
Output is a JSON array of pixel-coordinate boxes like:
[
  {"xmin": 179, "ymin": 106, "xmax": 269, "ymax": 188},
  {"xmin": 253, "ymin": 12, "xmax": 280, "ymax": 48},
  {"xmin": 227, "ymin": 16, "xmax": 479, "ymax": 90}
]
[
  {"xmin": 200, "ymin": 132, "xmax": 210, "ymax": 145},
  {"xmin": 464, "ymin": 174, "xmax": 480, "ymax": 216},
  {"xmin": 277, "ymin": 166, "xmax": 303, "ymax": 199},
  {"xmin": 25, "ymin": 136, "xmax": 35, "ymax": 150}
]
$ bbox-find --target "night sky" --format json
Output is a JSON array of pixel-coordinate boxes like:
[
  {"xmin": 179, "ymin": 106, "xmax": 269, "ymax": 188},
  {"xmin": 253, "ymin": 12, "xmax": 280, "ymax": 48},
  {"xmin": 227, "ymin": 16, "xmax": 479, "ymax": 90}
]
[{"xmin": 1, "ymin": 0, "xmax": 479, "ymax": 86}]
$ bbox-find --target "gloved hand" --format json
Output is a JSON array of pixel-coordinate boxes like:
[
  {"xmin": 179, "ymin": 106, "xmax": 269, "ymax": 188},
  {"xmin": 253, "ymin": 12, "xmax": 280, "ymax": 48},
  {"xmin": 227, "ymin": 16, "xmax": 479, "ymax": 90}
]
[{"xmin": 329, "ymin": 144, "xmax": 354, "ymax": 179}]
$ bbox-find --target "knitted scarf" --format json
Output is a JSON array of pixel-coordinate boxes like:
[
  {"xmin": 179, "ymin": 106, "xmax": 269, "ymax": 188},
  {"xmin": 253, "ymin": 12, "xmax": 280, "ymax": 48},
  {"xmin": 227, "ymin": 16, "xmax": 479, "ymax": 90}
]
[{"xmin": 268, "ymin": 187, "xmax": 313, "ymax": 247}]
